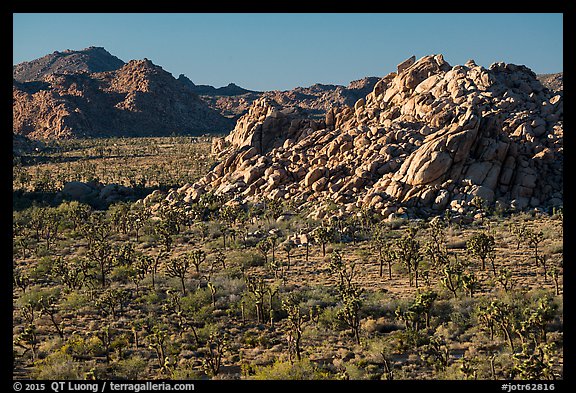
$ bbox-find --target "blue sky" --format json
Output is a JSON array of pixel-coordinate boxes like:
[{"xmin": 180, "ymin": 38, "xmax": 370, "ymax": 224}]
[{"xmin": 13, "ymin": 13, "xmax": 563, "ymax": 92}]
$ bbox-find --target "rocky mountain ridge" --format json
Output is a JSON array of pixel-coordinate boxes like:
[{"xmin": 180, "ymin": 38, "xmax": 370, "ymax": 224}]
[
  {"xmin": 160, "ymin": 54, "xmax": 563, "ymax": 218},
  {"xmin": 13, "ymin": 58, "xmax": 235, "ymax": 139},
  {"xmin": 197, "ymin": 77, "xmax": 380, "ymax": 120},
  {"xmin": 13, "ymin": 46, "xmax": 125, "ymax": 83},
  {"xmin": 12, "ymin": 47, "xmax": 383, "ymax": 139}
]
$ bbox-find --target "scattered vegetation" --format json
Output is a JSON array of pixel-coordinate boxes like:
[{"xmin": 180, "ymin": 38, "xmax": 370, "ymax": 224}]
[{"xmin": 13, "ymin": 137, "xmax": 563, "ymax": 380}]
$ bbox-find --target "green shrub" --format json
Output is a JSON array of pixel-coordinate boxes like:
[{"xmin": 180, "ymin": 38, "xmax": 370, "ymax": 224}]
[
  {"xmin": 250, "ymin": 358, "xmax": 330, "ymax": 380},
  {"xmin": 114, "ymin": 355, "xmax": 149, "ymax": 380},
  {"xmin": 227, "ymin": 250, "xmax": 266, "ymax": 269},
  {"xmin": 318, "ymin": 306, "xmax": 347, "ymax": 331},
  {"xmin": 32, "ymin": 352, "xmax": 85, "ymax": 380},
  {"xmin": 111, "ymin": 265, "xmax": 136, "ymax": 284}
]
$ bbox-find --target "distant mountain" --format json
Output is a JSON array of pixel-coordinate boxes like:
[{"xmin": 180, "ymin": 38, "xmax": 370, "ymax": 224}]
[
  {"xmin": 177, "ymin": 75, "xmax": 256, "ymax": 96},
  {"xmin": 13, "ymin": 57, "xmax": 234, "ymax": 139},
  {"xmin": 13, "ymin": 46, "xmax": 125, "ymax": 82},
  {"xmin": 263, "ymin": 77, "xmax": 381, "ymax": 116},
  {"xmin": 537, "ymin": 72, "xmax": 563, "ymax": 92},
  {"xmin": 193, "ymin": 76, "xmax": 381, "ymax": 120}
]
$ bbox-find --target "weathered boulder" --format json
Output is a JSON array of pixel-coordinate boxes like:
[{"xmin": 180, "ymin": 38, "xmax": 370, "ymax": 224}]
[{"xmin": 62, "ymin": 181, "xmax": 98, "ymax": 199}]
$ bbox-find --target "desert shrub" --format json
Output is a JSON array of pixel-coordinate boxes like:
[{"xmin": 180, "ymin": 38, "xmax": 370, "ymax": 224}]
[
  {"xmin": 362, "ymin": 290, "xmax": 395, "ymax": 319},
  {"xmin": 250, "ymin": 358, "xmax": 330, "ymax": 380},
  {"xmin": 387, "ymin": 329, "xmax": 430, "ymax": 352},
  {"xmin": 318, "ymin": 306, "xmax": 347, "ymax": 331},
  {"xmin": 240, "ymin": 330, "xmax": 271, "ymax": 348},
  {"xmin": 227, "ymin": 250, "xmax": 265, "ymax": 268},
  {"xmin": 61, "ymin": 333, "xmax": 91, "ymax": 358},
  {"xmin": 60, "ymin": 291, "xmax": 91, "ymax": 313},
  {"xmin": 32, "ymin": 351, "xmax": 85, "ymax": 380},
  {"xmin": 111, "ymin": 265, "xmax": 136, "ymax": 284},
  {"xmin": 30, "ymin": 256, "xmax": 56, "ymax": 281},
  {"xmin": 114, "ymin": 355, "xmax": 149, "ymax": 380},
  {"xmin": 171, "ymin": 359, "xmax": 203, "ymax": 380},
  {"xmin": 181, "ymin": 287, "xmax": 213, "ymax": 313},
  {"xmin": 16, "ymin": 286, "xmax": 61, "ymax": 309},
  {"xmin": 386, "ymin": 217, "xmax": 408, "ymax": 230}
]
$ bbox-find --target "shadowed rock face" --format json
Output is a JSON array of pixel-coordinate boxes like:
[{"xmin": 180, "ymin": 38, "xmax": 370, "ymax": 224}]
[
  {"xmin": 166, "ymin": 55, "xmax": 562, "ymax": 217},
  {"xmin": 13, "ymin": 58, "xmax": 235, "ymax": 139}
]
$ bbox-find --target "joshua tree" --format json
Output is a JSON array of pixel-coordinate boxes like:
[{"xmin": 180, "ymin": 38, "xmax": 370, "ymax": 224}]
[
  {"xmin": 537, "ymin": 255, "xmax": 549, "ymax": 282},
  {"xmin": 548, "ymin": 265, "xmax": 562, "ymax": 295},
  {"xmin": 461, "ymin": 270, "xmax": 479, "ymax": 298},
  {"xmin": 81, "ymin": 211, "xmax": 111, "ymax": 247},
  {"xmin": 395, "ymin": 290, "xmax": 437, "ymax": 332},
  {"xmin": 51, "ymin": 257, "xmax": 86, "ymax": 290},
  {"xmin": 467, "ymin": 232, "xmax": 495, "ymax": 272},
  {"xmin": 132, "ymin": 254, "xmax": 154, "ymax": 292},
  {"xmin": 281, "ymin": 240, "xmax": 295, "ymax": 271},
  {"xmin": 128, "ymin": 203, "xmax": 150, "ymax": 242},
  {"xmin": 188, "ymin": 249, "xmax": 207, "ymax": 275},
  {"xmin": 329, "ymin": 250, "xmax": 363, "ymax": 344},
  {"xmin": 207, "ymin": 281, "xmax": 217, "ymax": 308},
  {"xmin": 245, "ymin": 274, "xmax": 268, "ymax": 324},
  {"xmin": 470, "ymin": 195, "xmax": 489, "ymax": 220},
  {"xmin": 518, "ymin": 295, "xmax": 557, "ymax": 346},
  {"xmin": 14, "ymin": 324, "xmax": 39, "ymax": 360},
  {"xmin": 512, "ymin": 343, "xmax": 558, "ymax": 380},
  {"xmin": 112, "ymin": 243, "xmax": 136, "ymax": 267},
  {"xmin": 415, "ymin": 290, "xmax": 438, "ymax": 329},
  {"xmin": 256, "ymin": 238, "xmax": 272, "ymax": 265},
  {"xmin": 86, "ymin": 239, "xmax": 114, "ymax": 288},
  {"xmin": 526, "ymin": 228, "xmax": 545, "ymax": 275},
  {"xmin": 13, "ymin": 268, "xmax": 30, "ymax": 293},
  {"xmin": 157, "ymin": 202, "xmax": 185, "ymax": 235},
  {"xmin": 162, "ymin": 289, "xmax": 199, "ymax": 343},
  {"xmin": 39, "ymin": 207, "xmax": 62, "ymax": 251},
  {"xmin": 282, "ymin": 295, "xmax": 306, "ymax": 362},
  {"xmin": 395, "ymin": 227, "xmax": 423, "ymax": 287},
  {"xmin": 147, "ymin": 325, "xmax": 168, "ymax": 369},
  {"xmin": 201, "ymin": 332, "xmax": 228, "ymax": 377},
  {"xmin": 477, "ymin": 300, "xmax": 516, "ymax": 352},
  {"xmin": 337, "ymin": 284, "xmax": 363, "ymax": 344},
  {"xmin": 496, "ymin": 267, "xmax": 514, "ymax": 293},
  {"xmin": 261, "ymin": 197, "xmax": 283, "ymax": 225},
  {"xmin": 214, "ymin": 249, "xmax": 227, "ymax": 270},
  {"xmin": 313, "ymin": 226, "xmax": 334, "ymax": 257},
  {"xmin": 269, "ymin": 233, "xmax": 279, "ymax": 267},
  {"xmin": 61, "ymin": 201, "xmax": 92, "ymax": 231},
  {"xmin": 109, "ymin": 202, "xmax": 131, "ymax": 235},
  {"xmin": 95, "ymin": 324, "xmax": 115, "ymax": 363},
  {"xmin": 440, "ymin": 257, "xmax": 463, "ymax": 299},
  {"xmin": 371, "ymin": 225, "xmax": 395, "ymax": 279},
  {"xmin": 151, "ymin": 222, "xmax": 174, "ymax": 290},
  {"xmin": 95, "ymin": 288, "xmax": 131, "ymax": 319},
  {"xmin": 424, "ymin": 217, "xmax": 448, "ymax": 271},
  {"xmin": 38, "ymin": 295, "xmax": 65, "ymax": 339},
  {"xmin": 166, "ymin": 255, "xmax": 192, "ymax": 295},
  {"xmin": 420, "ymin": 336, "xmax": 450, "ymax": 372},
  {"xmin": 509, "ymin": 222, "xmax": 528, "ymax": 250}
]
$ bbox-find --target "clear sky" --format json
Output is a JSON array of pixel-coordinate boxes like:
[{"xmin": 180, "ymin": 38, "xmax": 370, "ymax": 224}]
[{"xmin": 13, "ymin": 13, "xmax": 563, "ymax": 92}]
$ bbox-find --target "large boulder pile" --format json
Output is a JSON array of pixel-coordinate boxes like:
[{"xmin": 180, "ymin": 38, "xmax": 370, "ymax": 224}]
[
  {"xmin": 213, "ymin": 97, "xmax": 326, "ymax": 156},
  {"xmin": 163, "ymin": 55, "xmax": 563, "ymax": 218}
]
